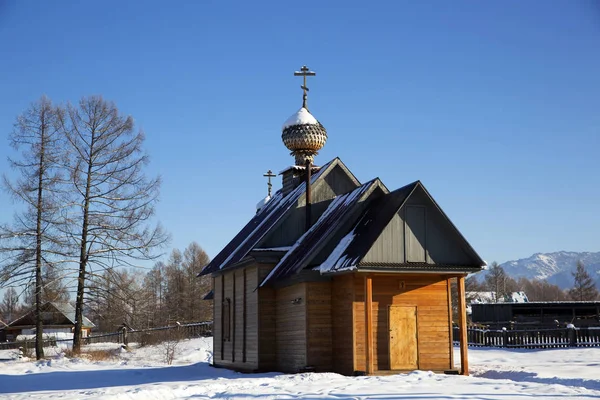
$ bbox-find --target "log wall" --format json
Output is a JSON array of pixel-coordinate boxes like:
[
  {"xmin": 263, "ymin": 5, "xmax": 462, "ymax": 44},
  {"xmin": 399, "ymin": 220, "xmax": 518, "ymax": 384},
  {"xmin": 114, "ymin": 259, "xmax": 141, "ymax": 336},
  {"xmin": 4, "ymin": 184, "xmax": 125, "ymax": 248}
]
[
  {"xmin": 306, "ymin": 281, "xmax": 333, "ymax": 371},
  {"xmin": 353, "ymin": 274, "xmax": 452, "ymax": 372}
]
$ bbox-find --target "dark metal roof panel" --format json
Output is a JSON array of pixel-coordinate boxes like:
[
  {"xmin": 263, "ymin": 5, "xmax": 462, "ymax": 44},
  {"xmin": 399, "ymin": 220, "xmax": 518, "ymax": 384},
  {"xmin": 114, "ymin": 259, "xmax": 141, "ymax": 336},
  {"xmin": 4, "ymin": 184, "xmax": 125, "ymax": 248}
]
[
  {"xmin": 258, "ymin": 179, "xmax": 378, "ymax": 287},
  {"xmin": 319, "ymin": 181, "xmax": 419, "ymax": 273},
  {"xmin": 199, "ymin": 159, "xmax": 335, "ymax": 276}
]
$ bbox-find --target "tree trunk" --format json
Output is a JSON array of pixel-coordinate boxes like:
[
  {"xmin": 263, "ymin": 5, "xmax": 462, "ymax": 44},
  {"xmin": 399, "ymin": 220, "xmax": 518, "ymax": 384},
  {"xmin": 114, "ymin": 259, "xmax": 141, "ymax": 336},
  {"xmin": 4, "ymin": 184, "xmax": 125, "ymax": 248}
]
[
  {"xmin": 72, "ymin": 136, "xmax": 94, "ymax": 354},
  {"xmin": 34, "ymin": 115, "xmax": 46, "ymax": 360}
]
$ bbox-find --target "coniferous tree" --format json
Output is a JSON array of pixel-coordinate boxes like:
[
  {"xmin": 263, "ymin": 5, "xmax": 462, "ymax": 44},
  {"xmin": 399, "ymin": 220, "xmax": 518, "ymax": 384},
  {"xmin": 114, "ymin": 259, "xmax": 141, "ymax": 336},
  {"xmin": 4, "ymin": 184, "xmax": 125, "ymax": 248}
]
[
  {"xmin": 0, "ymin": 96, "xmax": 67, "ymax": 359},
  {"xmin": 59, "ymin": 96, "xmax": 168, "ymax": 352},
  {"xmin": 568, "ymin": 260, "xmax": 599, "ymax": 301}
]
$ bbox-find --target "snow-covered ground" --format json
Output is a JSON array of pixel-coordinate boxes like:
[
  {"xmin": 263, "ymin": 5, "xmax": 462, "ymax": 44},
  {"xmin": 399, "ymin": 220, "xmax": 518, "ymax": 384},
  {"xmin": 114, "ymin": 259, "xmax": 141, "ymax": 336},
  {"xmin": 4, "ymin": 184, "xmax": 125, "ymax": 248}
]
[{"xmin": 0, "ymin": 338, "xmax": 599, "ymax": 399}]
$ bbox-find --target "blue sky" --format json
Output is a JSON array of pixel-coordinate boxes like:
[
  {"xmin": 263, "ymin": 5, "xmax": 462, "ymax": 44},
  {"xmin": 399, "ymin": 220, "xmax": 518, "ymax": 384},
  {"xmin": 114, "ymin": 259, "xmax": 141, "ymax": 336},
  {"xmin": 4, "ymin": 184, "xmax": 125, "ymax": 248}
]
[{"xmin": 0, "ymin": 0, "xmax": 598, "ymax": 267}]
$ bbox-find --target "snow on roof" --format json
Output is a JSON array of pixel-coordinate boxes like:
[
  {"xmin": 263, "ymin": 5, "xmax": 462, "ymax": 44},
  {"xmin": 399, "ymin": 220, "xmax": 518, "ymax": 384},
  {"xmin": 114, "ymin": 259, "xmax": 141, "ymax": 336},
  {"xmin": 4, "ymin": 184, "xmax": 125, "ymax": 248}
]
[
  {"xmin": 318, "ymin": 230, "xmax": 358, "ymax": 273},
  {"xmin": 200, "ymin": 159, "xmax": 335, "ymax": 276},
  {"xmin": 260, "ymin": 180, "xmax": 375, "ymax": 287},
  {"xmin": 255, "ymin": 195, "xmax": 271, "ymax": 212},
  {"xmin": 252, "ymin": 246, "xmax": 292, "ymax": 252},
  {"xmin": 468, "ymin": 291, "xmax": 529, "ymax": 304},
  {"xmin": 282, "ymin": 107, "xmax": 318, "ymax": 130}
]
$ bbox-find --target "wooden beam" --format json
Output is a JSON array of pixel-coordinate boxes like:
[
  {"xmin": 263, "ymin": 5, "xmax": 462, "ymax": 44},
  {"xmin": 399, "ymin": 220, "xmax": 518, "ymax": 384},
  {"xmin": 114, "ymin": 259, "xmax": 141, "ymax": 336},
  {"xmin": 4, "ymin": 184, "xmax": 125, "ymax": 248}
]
[
  {"xmin": 232, "ymin": 271, "xmax": 236, "ymax": 363},
  {"xmin": 446, "ymin": 277, "xmax": 454, "ymax": 370},
  {"xmin": 365, "ymin": 274, "xmax": 374, "ymax": 375},
  {"xmin": 243, "ymin": 268, "xmax": 247, "ymax": 363},
  {"xmin": 457, "ymin": 275, "xmax": 469, "ymax": 376},
  {"xmin": 220, "ymin": 275, "xmax": 224, "ymax": 360}
]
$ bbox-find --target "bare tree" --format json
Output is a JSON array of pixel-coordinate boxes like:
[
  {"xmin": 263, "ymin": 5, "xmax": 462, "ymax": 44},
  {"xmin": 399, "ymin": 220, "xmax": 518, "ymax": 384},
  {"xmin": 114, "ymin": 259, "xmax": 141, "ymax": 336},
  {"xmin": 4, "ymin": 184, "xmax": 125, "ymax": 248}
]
[
  {"xmin": 0, "ymin": 96, "xmax": 66, "ymax": 359},
  {"xmin": 1, "ymin": 287, "xmax": 21, "ymax": 322},
  {"xmin": 24, "ymin": 263, "xmax": 71, "ymax": 307},
  {"xmin": 568, "ymin": 260, "xmax": 598, "ymax": 301},
  {"xmin": 86, "ymin": 268, "xmax": 146, "ymax": 332},
  {"xmin": 516, "ymin": 277, "xmax": 567, "ymax": 302},
  {"xmin": 182, "ymin": 242, "xmax": 211, "ymax": 321},
  {"xmin": 143, "ymin": 261, "xmax": 167, "ymax": 328},
  {"xmin": 484, "ymin": 262, "xmax": 517, "ymax": 302},
  {"xmin": 60, "ymin": 96, "xmax": 168, "ymax": 352}
]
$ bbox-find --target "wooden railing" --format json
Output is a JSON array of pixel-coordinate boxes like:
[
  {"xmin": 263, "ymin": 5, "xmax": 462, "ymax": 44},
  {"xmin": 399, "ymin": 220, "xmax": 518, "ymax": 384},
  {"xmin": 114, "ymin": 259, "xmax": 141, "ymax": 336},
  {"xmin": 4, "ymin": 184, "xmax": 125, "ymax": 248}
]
[
  {"xmin": 452, "ymin": 326, "xmax": 600, "ymax": 349},
  {"xmin": 0, "ymin": 321, "xmax": 212, "ymax": 351}
]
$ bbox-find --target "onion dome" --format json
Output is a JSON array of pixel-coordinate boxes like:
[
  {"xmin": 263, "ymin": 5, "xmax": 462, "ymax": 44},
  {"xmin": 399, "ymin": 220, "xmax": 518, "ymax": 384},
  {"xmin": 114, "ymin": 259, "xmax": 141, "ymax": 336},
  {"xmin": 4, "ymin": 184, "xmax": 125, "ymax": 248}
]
[
  {"xmin": 282, "ymin": 65, "xmax": 327, "ymax": 166},
  {"xmin": 281, "ymin": 107, "xmax": 327, "ymax": 166}
]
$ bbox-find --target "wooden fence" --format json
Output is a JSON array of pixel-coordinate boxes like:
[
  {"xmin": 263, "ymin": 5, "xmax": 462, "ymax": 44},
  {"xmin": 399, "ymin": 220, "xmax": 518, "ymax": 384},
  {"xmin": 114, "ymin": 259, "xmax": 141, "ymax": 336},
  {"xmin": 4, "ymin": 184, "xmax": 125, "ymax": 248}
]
[
  {"xmin": 453, "ymin": 326, "xmax": 600, "ymax": 349},
  {"xmin": 0, "ymin": 321, "xmax": 212, "ymax": 350}
]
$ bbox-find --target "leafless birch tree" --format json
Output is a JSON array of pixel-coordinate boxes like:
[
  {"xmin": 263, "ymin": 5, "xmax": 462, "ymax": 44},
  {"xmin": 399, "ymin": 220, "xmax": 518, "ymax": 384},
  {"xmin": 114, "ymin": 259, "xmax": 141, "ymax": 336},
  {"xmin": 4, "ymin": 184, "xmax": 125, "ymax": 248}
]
[
  {"xmin": 60, "ymin": 96, "xmax": 168, "ymax": 352},
  {"xmin": 0, "ymin": 96, "xmax": 66, "ymax": 359}
]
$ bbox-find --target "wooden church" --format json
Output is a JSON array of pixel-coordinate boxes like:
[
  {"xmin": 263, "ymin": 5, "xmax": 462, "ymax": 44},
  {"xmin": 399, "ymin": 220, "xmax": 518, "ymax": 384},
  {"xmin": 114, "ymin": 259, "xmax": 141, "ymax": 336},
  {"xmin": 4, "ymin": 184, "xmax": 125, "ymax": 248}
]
[{"xmin": 200, "ymin": 66, "xmax": 484, "ymax": 376}]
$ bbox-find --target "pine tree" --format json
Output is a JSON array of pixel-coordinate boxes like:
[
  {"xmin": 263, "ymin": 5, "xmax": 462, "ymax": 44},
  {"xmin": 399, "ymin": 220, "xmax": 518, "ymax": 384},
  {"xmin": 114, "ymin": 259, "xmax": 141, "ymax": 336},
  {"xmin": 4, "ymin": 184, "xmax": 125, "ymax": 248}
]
[{"xmin": 568, "ymin": 260, "xmax": 599, "ymax": 301}]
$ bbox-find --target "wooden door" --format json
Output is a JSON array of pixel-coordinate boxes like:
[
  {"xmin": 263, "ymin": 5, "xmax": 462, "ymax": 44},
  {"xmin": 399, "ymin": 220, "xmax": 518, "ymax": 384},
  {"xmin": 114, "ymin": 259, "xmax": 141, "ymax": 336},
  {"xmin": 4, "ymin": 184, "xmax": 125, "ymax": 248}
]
[{"xmin": 389, "ymin": 305, "xmax": 418, "ymax": 370}]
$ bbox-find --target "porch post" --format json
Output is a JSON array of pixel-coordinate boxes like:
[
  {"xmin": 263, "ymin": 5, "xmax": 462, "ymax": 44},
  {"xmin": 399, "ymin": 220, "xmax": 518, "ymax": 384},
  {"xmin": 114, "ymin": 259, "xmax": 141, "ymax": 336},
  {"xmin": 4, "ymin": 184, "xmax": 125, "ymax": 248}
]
[
  {"xmin": 457, "ymin": 275, "xmax": 469, "ymax": 376},
  {"xmin": 365, "ymin": 274, "xmax": 374, "ymax": 375}
]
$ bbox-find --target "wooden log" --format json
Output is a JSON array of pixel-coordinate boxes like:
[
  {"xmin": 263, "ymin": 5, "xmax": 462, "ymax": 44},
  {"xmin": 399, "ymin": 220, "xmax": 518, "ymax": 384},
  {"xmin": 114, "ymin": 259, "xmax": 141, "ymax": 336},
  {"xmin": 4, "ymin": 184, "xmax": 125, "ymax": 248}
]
[{"xmin": 456, "ymin": 275, "xmax": 469, "ymax": 376}]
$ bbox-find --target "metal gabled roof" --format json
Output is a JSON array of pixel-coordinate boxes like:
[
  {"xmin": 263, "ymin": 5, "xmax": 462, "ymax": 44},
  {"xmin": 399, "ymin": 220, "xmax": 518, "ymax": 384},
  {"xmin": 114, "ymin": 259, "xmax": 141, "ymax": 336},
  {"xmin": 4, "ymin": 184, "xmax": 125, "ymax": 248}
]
[
  {"xmin": 319, "ymin": 180, "xmax": 485, "ymax": 274},
  {"xmin": 5, "ymin": 302, "xmax": 95, "ymax": 329},
  {"xmin": 258, "ymin": 178, "xmax": 382, "ymax": 287},
  {"xmin": 50, "ymin": 302, "xmax": 95, "ymax": 328},
  {"xmin": 199, "ymin": 158, "xmax": 340, "ymax": 276},
  {"xmin": 319, "ymin": 181, "xmax": 419, "ymax": 273}
]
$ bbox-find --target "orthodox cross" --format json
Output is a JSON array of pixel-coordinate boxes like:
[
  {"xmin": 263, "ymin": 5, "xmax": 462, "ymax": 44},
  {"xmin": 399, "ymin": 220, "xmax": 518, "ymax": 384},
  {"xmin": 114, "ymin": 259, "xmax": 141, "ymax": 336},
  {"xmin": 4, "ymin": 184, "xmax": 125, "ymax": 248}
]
[
  {"xmin": 263, "ymin": 169, "xmax": 276, "ymax": 197},
  {"xmin": 294, "ymin": 65, "xmax": 316, "ymax": 108}
]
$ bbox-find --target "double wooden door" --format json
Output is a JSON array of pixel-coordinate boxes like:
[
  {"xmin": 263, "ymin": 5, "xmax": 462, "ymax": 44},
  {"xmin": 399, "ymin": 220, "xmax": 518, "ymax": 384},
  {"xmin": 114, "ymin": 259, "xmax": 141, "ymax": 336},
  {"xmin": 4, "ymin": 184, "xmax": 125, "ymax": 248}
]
[{"xmin": 388, "ymin": 305, "xmax": 418, "ymax": 370}]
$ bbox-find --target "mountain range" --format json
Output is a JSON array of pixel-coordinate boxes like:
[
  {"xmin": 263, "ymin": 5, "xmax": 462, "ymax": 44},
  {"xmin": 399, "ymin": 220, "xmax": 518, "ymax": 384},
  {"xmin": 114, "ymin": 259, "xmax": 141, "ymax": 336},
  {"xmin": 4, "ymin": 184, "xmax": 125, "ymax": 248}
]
[{"xmin": 489, "ymin": 251, "xmax": 600, "ymax": 290}]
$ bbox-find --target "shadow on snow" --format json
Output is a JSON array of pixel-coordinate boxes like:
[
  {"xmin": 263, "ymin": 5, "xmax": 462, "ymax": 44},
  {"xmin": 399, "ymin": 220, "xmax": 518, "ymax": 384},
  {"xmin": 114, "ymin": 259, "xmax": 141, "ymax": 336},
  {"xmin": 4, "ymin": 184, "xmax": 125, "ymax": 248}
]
[{"xmin": 0, "ymin": 362, "xmax": 276, "ymax": 394}]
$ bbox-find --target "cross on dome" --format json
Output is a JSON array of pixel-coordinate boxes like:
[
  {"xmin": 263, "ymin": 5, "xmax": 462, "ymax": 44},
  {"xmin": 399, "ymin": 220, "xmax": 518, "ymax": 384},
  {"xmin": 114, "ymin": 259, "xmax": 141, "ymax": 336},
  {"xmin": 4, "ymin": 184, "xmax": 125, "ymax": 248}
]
[{"xmin": 294, "ymin": 65, "xmax": 316, "ymax": 109}]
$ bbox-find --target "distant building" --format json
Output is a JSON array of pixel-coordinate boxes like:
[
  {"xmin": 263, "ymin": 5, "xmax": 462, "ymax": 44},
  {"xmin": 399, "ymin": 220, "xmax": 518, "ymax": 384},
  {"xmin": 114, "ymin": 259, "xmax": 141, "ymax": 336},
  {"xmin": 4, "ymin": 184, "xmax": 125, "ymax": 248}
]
[
  {"xmin": 0, "ymin": 302, "xmax": 95, "ymax": 342},
  {"xmin": 471, "ymin": 301, "xmax": 600, "ymax": 328},
  {"xmin": 468, "ymin": 291, "xmax": 529, "ymax": 304}
]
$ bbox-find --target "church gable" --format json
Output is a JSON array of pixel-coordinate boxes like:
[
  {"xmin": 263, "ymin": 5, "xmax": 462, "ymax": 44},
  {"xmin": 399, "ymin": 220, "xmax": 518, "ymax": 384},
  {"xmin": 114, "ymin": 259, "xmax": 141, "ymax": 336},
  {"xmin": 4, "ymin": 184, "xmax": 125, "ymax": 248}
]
[
  {"xmin": 257, "ymin": 159, "xmax": 360, "ymax": 249},
  {"xmin": 361, "ymin": 184, "xmax": 482, "ymax": 268}
]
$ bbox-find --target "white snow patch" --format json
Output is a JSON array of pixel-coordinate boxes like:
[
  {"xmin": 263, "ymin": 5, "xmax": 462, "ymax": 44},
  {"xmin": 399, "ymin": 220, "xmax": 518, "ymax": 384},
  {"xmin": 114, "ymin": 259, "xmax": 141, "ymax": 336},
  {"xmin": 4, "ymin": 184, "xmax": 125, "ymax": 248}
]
[
  {"xmin": 282, "ymin": 107, "xmax": 318, "ymax": 129},
  {"xmin": 2, "ymin": 338, "xmax": 600, "ymax": 399}
]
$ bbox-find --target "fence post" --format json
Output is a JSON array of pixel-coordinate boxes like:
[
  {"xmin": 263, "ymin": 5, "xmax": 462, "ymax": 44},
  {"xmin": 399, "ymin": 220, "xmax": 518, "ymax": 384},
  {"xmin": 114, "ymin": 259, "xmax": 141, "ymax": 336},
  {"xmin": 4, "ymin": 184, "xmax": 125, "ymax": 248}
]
[
  {"xmin": 502, "ymin": 327, "xmax": 508, "ymax": 348},
  {"xmin": 567, "ymin": 324, "xmax": 576, "ymax": 347},
  {"xmin": 122, "ymin": 326, "xmax": 129, "ymax": 346}
]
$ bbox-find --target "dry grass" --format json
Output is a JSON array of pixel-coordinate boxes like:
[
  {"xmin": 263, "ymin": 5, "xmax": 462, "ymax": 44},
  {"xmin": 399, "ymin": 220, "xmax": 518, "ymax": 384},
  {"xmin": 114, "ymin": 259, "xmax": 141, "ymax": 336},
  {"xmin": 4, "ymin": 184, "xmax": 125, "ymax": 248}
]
[{"xmin": 63, "ymin": 348, "xmax": 119, "ymax": 361}]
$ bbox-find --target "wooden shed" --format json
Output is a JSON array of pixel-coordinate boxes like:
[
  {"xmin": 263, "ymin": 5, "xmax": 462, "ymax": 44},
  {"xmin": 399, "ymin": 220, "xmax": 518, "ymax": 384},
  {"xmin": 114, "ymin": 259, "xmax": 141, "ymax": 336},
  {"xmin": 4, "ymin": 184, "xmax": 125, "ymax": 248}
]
[{"xmin": 199, "ymin": 66, "xmax": 484, "ymax": 376}]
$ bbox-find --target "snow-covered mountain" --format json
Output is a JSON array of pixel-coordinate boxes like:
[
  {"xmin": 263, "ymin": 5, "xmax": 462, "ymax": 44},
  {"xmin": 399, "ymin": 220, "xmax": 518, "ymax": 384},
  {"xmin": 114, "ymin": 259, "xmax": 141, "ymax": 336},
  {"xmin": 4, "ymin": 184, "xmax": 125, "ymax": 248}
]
[{"xmin": 497, "ymin": 251, "xmax": 600, "ymax": 289}]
